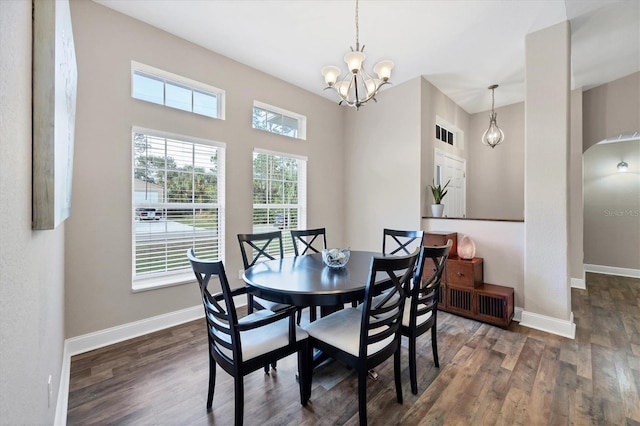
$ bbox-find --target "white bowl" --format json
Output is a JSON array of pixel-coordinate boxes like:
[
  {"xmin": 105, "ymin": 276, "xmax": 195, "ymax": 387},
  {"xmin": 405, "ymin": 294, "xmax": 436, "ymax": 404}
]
[{"xmin": 322, "ymin": 248, "xmax": 350, "ymax": 268}]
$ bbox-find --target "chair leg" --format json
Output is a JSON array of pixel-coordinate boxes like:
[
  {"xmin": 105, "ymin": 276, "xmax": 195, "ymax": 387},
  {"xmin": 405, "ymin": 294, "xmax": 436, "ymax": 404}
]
[
  {"xmin": 271, "ymin": 361, "xmax": 277, "ymax": 370},
  {"xmin": 431, "ymin": 326, "xmax": 439, "ymax": 368},
  {"xmin": 304, "ymin": 342, "xmax": 314, "ymax": 402},
  {"xmin": 298, "ymin": 342, "xmax": 310, "ymax": 406},
  {"xmin": 309, "ymin": 306, "xmax": 317, "ymax": 323},
  {"xmin": 358, "ymin": 369, "xmax": 368, "ymax": 426},
  {"xmin": 264, "ymin": 364, "xmax": 270, "ymax": 374},
  {"xmin": 408, "ymin": 334, "xmax": 418, "ymax": 395},
  {"xmin": 234, "ymin": 375, "xmax": 244, "ymax": 426},
  {"xmin": 394, "ymin": 346, "xmax": 403, "ymax": 404},
  {"xmin": 206, "ymin": 355, "xmax": 216, "ymax": 410}
]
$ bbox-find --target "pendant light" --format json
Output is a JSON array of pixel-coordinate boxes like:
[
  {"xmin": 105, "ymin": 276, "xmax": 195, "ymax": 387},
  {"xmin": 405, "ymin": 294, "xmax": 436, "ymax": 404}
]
[{"xmin": 482, "ymin": 84, "xmax": 504, "ymax": 148}]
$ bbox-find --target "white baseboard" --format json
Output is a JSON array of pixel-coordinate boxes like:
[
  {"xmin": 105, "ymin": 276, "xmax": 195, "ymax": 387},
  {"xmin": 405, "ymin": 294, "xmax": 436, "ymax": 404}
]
[
  {"xmin": 56, "ymin": 304, "xmax": 206, "ymax": 425},
  {"xmin": 513, "ymin": 307, "xmax": 523, "ymax": 322},
  {"xmin": 570, "ymin": 277, "xmax": 586, "ymax": 290},
  {"xmin": 584, "ymin": 264, "xmax": 640, "ymax": 279},
  {"xmin": 65, "ymin": 305, "xmax": 204, "ymax": 357},
  {"xmin": 519, "ymin": 310, "xmax": 575, "ymax": 339},
  {"xmin": 54, "ymin": 342, "xmax": 71, "ymax": 426},
  {"xmin": 55, "ymin": 298, "xmax": 254, "ymax": 424}
]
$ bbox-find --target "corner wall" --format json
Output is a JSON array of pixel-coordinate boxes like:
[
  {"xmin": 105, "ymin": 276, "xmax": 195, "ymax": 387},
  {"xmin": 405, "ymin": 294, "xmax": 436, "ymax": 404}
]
[
  {"xmin": 0, "ymin": 1, "xmax": 66, "ymax": 423},
  {"xmin": 522, "ymin": 21, "xmax": 573, "ymax": 336},
  {"xmin": 344, "ymin": 77, "xmax": 423, "ymax": 251},
  {"xmin": 66, "ymin": 0, "xmax": 345, "ymax": 338},
  {"xmin": 419, "ymin": 77, "xmax": 470, "ymax": 218}
]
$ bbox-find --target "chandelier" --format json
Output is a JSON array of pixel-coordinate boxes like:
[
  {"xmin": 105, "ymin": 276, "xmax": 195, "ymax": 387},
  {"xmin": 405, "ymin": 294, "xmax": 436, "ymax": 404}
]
[
  {"xmin": 481, "ymin": 84, "xmax": 505, "ymax": 148},
  {"xmin": 321, "ymin": 0, "xmax": 394, "ymax": 110}
]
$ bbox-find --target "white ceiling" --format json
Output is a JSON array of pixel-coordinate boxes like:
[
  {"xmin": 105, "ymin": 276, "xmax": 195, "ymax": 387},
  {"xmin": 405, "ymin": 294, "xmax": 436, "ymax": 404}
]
[{"xmin": 94, "ymin": 0, "xmax": 639, "ymax": 114}]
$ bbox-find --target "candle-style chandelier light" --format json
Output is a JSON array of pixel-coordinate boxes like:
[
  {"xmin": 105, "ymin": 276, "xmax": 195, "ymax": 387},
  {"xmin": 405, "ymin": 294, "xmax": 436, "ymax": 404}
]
[
  {"xmin": 481, "ymin": 84, "xmax": 505, "ymax": 148},
  {"xmin": 321, "ymin": 0, "xmax": 394, "ymax": 110}
]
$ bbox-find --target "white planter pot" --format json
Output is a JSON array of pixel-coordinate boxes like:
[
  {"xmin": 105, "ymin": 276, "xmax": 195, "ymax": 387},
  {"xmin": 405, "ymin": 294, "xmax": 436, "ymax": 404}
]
[{"xmin": 431, "ymin": 204, "xmax": 444, "ymax": 217}]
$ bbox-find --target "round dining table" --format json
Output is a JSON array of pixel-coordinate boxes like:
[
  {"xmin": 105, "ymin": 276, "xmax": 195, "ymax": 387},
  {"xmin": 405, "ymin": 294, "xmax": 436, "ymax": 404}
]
[{"xmin": 242, "ymin": 250, "xmax": 384, "ymax": 309}]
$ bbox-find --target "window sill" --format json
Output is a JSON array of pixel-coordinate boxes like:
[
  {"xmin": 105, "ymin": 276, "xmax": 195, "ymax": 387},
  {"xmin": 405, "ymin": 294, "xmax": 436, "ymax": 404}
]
[{"xmin": 132, "ymin": 271, "xmax": 196, "ymax": 293}]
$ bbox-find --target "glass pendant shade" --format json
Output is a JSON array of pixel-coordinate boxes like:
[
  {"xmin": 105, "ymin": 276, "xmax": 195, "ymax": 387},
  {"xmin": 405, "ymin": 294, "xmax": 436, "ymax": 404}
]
[
  {"xmin": 617, "ymin": 161, "xmax": 628, "ymax": 172},
  {"xmin": 344, "ymin": 51, "xmax": 365, "ymax": 73},
  {"xmin": 322, "ymin": 66, "xmax": 341, "ymax": 86},
  {"xmin": 373, "ymin": 60, "xmax": 394, "ymax": 81},
  {"xmin": 482, "ymin": 112, "xmax": 504, "ymax": 148},
  {"xmin": 482, "ymin": 84, "xmax": 504, "ymax": 148},
  {"xmin": 365, "ymin": 78, "xmax": 381, "ymax": 96},
  {"xmin": 335, "ymin": 80, "xmax": 351, "ymax": 98}
]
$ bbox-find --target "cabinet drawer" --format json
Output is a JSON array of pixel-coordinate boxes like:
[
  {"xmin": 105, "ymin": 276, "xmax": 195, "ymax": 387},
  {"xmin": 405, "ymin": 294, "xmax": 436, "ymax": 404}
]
[
  {"xmin": 447, "ymin": 257, "xmax": 483, "ymax": 288},
  {"xmin": 423, "ymin": 232, "xmax": 457, "ymax": 257}
]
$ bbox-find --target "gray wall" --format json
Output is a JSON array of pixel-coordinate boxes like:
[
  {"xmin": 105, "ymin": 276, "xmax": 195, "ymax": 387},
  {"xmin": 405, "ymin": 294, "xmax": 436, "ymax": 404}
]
[
  {"xmin": 583, "ymin": 140, "xmax": 640, "ymax": 269},
  {"xmin": 419, "ymin": 77, "xmax": 470, "ymax": 218},
  {"xmin": 523, "ymin": 21, "xmax": 571, "ymax": 322},
  {"xmin": 467, "ymin": 102, "xmax": 525, "ymax": 219},
  {"xmin": 66, "ymin": 0, "xmax": 345, "ymax": 338},
  {"xmin": 583, "ymin": 71, "xmax": 640, "ymax": 151},
  {"xmin": 569, "ymin": 89, "xmax": 584, "ymax": 281},
  {"xmin": 0, "ymin": 1, "xmax": 66, "ymax": 424},
  {"xmin": 344, "ymin": 77, "xmax": 423, "ymax": 251},
  {"xmin": 582, "ymin": 73, "xmax": 640, "ymax": 272}
]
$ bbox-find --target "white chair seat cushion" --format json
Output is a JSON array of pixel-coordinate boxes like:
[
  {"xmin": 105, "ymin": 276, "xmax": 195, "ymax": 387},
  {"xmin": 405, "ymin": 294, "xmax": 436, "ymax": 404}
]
[
  {"xmin": 254, "ymin": 296, "xmax": 290, "ymax": 312},
  {"xmin": 304, "ymin": 307, "xmax": 393, "ymax": 357},
  {"xmin": 361, "ymin": 292, "xmax": 433, "ymax": 327},
  {"xmin": 401, "ymin": 303, "xmax": 433, "ymax": 328},
  {"xmin": 216, "ymin": 313, "xmax": 308, "ymax": 361}
]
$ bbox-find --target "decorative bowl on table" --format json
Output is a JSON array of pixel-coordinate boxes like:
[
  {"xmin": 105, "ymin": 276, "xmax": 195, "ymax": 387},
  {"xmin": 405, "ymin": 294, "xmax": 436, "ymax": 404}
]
[{"xmin": 322, "ymin": 248, "xmax": 351, "ymax": 268}]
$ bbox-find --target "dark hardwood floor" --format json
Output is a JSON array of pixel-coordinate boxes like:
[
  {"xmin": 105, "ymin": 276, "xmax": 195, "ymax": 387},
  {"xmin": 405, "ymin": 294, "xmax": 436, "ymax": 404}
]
[{"xmin": 67, "ymin": 273, "xmax": 640, "ymax": 425}]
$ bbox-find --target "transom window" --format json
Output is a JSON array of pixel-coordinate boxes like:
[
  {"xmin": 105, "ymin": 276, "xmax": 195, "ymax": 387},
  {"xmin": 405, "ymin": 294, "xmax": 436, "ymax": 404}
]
[
  {"xmin": 252, "ymin": 101, "xmax": 306, "ymax": 140},
  {"xmin": 131, "ymin": 61, "xmax": 225, "ymax": 119},
  {"xmin": 132, "ymin": 127, "xmax": 225, "ymax": 290},
  {"xmin": 252, "ymin": 149, "xmax": 307, "ymax": 256},
  {"xmin": 435, "ymin": 116, "xmax": 464, "ymax": 149}
]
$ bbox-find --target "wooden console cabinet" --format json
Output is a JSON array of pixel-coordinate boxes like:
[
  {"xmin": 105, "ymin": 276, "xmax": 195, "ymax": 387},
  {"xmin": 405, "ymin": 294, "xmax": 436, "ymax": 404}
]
[{"xmin": 425, "ymin": 232, "xmax": 514, "ymax": 328}]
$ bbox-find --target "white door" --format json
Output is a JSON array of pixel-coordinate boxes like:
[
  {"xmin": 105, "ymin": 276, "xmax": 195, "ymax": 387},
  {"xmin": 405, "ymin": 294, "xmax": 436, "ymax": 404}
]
[{"xmin": 434, "ymin": 149, "xmax": 466, "ymax": 217}]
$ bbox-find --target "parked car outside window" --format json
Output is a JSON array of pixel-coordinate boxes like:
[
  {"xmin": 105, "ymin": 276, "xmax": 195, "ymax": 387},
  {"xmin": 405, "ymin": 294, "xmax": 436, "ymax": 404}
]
[
  {"xmin": 274, "ymin": 214, "xmax": 288, "ymax": 229},
  {"xmin": 136, "ymin": 208, "xmax": 159, "ymax": 220}
]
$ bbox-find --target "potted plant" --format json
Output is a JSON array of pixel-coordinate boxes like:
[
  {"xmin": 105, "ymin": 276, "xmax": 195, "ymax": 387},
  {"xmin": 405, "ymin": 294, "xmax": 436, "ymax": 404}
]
[{"xmin": 429, "ymin": 179, "xmax": 450, "ymax": 217}]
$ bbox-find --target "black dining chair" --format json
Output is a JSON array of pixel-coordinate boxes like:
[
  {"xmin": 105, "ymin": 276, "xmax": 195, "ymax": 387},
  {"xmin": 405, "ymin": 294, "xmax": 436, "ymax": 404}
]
[
  {"xmin": 237, "ymin": 231, "xmax": 291, "ymax": 315},
  {"xmin": 302, "ymin": 250, "xmax": 419, "ymax": 426},
  {"xmin": 238, "ymin": 231, "xmax": 299, "ymax": 370},
  {"xmin": 187, "ymin": 248, "xmax": 310, "ymax": 426},
  {"xmin": 402, "ymin": 241, "xmax": 451, "ymax": 394},
  {"xmin": 382, "ymin": 228, "xmax": 424, "ymax": 256},
  {"xmin": 291, "ymin": 228, "xmax": 327, "ymax": 323},
  {"xmin": 370, "ymin": 229, "xmax": 424, "ymax": 307},
  {"xmin": 291, "ymin": 227, "xmax": 327, "ymax": 256}
]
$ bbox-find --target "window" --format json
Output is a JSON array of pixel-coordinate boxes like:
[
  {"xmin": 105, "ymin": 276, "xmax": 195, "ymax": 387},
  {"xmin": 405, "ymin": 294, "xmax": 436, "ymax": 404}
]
[
  {"xmin": 252, "ymin": 101, "xmax": 306, "ymax": 140},
  {"xmin": 435, "ymin": 117, "xmax": 464, "ymax": 149},
  {"xmin": 132, "ymin": 127, "xmax": 225, "ymax": 290},
  {"xmin": 131, "ymin": 61, "xmax": 225, "ymax": 119},
  {"xmin": 252, "ymin": 149, "xmax": 307, "ymax": 256},
  {"xmin": 436, "ymin": 124, "xmax": 454, "ymax": 145}
]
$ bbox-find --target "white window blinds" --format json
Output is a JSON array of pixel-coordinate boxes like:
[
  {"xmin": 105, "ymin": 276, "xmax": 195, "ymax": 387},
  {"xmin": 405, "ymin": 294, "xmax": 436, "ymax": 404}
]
[
  {"xmin": 132, "ymin": 128, "xmax": 225, "ymax": 285},
  {"xmin": 252, "ymin": 149, "xmax": 307, "ymax": 256}
]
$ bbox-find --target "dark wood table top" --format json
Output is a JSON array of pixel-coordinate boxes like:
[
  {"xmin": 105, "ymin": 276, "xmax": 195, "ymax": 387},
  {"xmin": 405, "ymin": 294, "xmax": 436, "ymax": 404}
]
[{"xmin": 242, "ymin": 251, "xmax": 382, "ymax": 307}]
